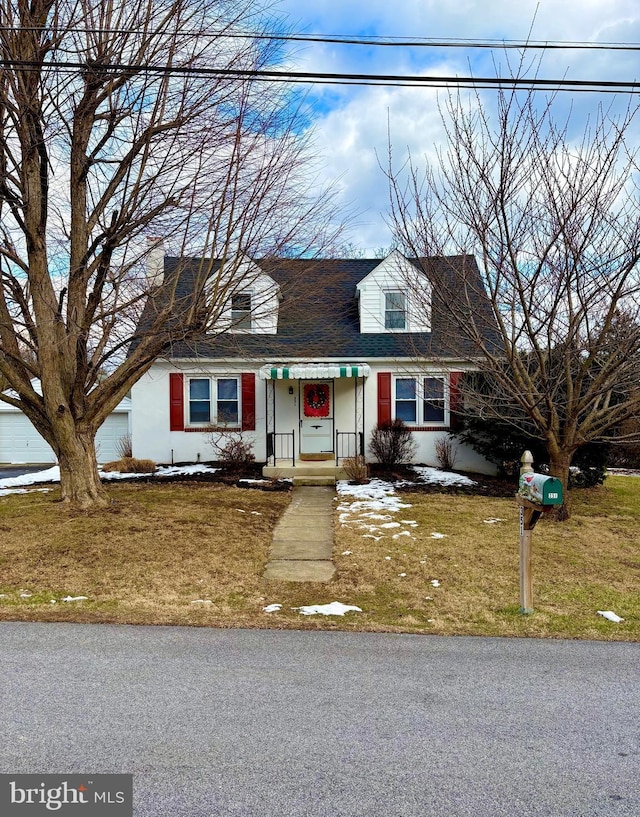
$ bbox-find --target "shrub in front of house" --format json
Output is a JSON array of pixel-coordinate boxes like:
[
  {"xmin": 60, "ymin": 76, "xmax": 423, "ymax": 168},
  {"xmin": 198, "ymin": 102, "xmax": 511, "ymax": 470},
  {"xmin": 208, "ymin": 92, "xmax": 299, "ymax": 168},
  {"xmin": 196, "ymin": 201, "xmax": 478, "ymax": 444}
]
[
  {"xmin": 102, "ymin": 457, "xmax": 156, "ymax": 473},
  {"xmin": 453, "ymin": 415, "xmax": 607, "ymax": 488},
  {"xmin": 369, "ymin": 419, "xmax": 417, "ymax": 468},
  {"xmin": 342, "ymin": 455, "xmax": 369, "ymax": 483},
  {"xmin": 115, "ymin": 433, "xmax": 133, "ymax": 459},
  {"xmin": 208, "ymin": 431, "xmax": 255, "ymax": 473}
]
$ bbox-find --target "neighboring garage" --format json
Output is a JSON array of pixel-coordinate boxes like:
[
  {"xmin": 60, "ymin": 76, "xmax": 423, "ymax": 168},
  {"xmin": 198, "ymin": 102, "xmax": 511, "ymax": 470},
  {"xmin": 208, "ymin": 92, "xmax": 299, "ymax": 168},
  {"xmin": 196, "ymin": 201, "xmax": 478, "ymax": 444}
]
[{"xmin": 0, "ymin": 394, "xmax": 131, "ymax": 465}]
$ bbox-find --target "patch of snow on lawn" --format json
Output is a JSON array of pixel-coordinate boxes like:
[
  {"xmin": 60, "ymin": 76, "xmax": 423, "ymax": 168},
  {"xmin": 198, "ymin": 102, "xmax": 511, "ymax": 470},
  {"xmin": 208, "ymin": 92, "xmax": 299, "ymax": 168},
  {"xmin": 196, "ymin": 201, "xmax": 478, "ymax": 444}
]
[
  {"xmin": 597, "ymin": 610, "xmax": 624, "ymax": 623},
  {"xmin": 155, "ymin": 464, "xmax": 219, "ymax": 477},
  {"xmin": 402, "ymin": 466, "xmax": 477, "ymax": 487},
  {"xmin": 263, "ymin": 603, "xmax": 282, "ymax": 613},
  {"xmin": 0, "ymin": 466, "xmax": 61, "ymax": 489},
  {"xmin": 336, "ymin": 478, "xmax": 415, "ymax": 541},
  {"xmin": 295, "ymin": 602, "xmax": 362, "ymax": 616},
  {"xmin": 0, "ymin": 463, "xmax": 220, "ymax": 491}
]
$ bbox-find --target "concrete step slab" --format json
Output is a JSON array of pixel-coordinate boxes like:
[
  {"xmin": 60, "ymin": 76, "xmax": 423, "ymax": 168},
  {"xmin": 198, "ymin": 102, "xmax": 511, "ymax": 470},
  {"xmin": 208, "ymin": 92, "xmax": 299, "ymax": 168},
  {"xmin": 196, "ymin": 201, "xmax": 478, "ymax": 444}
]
[
  {"xmin": 273, "ymin": 519, "xmax": 333, "ymax": 536},
  {"xmin": 270, "ymin": 539, "xmax": 334, "ymax": 560},
  {"xmin": 293, "ymin": 476, "xmax": 336, "ymax": 486},
  {"xmin": 264, "ymin": 559, "xmax": 335, "ymax": 582}
]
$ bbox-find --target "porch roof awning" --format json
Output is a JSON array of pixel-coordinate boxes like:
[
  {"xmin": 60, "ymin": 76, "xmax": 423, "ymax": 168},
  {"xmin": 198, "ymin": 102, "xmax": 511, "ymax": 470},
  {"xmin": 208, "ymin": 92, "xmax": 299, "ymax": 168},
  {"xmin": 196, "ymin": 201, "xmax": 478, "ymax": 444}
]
[{"xmin": 259, "ymin": 363, "xmax": 370, "ymax": 380}]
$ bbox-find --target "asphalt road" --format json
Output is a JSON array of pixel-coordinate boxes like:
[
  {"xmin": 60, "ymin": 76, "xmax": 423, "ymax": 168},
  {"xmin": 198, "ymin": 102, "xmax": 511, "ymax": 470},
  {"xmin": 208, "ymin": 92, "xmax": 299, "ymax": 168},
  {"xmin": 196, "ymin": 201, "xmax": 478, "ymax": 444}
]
[{"xmin": 0, "ymin": 623, "xmax": 638, "ymax": 816}]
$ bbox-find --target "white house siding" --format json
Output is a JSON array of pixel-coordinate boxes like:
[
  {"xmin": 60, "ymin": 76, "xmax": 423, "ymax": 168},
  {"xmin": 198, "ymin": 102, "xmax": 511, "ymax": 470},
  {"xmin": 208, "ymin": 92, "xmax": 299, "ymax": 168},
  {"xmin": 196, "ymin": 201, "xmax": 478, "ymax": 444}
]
[
  {"xmin": 213, "ymin": 258, "xmax": 280, "ymax": 335},
  {"xmin": 133, "ymin": 359, "xmax": 495, "ymax": 475},
  {"xmin": 364, "ymin": 362, "xmax": 495, "ymax": 475},
  {"xmin": 356, "ymin": 251, "xmax": 432, "ymax": 334},
  {"xmin": 131, "ymin": 361, "xmax": 265, "ymax": 465}
]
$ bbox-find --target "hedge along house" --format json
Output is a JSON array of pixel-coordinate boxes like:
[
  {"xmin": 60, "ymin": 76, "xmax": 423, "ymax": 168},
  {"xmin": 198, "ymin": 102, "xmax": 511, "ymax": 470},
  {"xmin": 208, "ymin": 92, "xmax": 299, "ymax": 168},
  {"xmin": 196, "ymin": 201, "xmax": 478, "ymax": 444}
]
[{"xmin": 131, "ymin": 250, "xmax": 497, "ymax": 477}]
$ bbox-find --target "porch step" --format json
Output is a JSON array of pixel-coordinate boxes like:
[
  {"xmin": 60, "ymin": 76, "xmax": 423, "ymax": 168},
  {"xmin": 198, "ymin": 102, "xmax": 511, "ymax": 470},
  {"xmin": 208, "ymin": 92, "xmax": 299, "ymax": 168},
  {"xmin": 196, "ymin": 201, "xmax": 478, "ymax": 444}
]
[
  {"xmin": 293, "ymin": 476, "xmax": 336, "ymax": 486},
  {"xmin": 263, "ymin": 464, "xmax": 349, "ymax": 481}
]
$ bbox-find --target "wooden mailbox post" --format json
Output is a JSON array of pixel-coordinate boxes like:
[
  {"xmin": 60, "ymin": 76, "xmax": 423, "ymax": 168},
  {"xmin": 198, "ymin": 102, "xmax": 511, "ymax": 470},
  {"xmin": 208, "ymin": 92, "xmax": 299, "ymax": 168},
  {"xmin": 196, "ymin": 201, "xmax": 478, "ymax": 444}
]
[{"xmin": 517, "ymin": 451, "xmax": 563, "ymax": 615}]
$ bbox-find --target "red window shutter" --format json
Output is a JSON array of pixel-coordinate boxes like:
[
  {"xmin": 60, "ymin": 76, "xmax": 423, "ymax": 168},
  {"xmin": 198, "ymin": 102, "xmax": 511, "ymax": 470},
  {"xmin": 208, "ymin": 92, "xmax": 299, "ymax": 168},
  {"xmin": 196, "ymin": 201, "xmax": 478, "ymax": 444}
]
[
  {"xmin": 377, "ymin": 372, "xmax": 392, "ymax": 425},
  {"xmin": 169, "ymin": 372, "xmax": 184, "ymax": 431},
  {"xmin": 449, "ymin": 372, "xmax": 462, "ymax": 430},
  {"xmin": 241, "ymin": 372, "xmax": 256, "ymax": 431}
]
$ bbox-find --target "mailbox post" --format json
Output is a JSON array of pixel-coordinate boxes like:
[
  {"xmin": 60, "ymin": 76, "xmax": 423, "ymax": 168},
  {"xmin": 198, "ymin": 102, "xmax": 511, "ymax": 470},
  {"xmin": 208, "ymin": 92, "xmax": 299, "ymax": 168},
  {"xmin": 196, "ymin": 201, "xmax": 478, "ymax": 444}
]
[{"xmin": 516, "ymin": 451, "xmax": 563, "ymax": 615}]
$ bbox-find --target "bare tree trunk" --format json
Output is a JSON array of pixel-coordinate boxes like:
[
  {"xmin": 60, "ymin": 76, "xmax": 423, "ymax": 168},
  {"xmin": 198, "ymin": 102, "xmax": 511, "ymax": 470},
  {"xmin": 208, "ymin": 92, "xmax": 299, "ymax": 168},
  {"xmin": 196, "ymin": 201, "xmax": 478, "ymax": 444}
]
[
  {"xmin": 548, "ymin": 447, "xmax": 572, "ymax": 522},
  {"xmin": 56, "ymin": 428, "xmax": 108, "ymax": 509}
]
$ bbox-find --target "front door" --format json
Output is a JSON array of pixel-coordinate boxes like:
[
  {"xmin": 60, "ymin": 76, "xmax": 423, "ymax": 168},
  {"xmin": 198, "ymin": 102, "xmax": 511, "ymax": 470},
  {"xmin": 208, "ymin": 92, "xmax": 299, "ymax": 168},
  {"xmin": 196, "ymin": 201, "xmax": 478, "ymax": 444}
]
[{"xmin": 299, "ymin": 381, "xmax": 333, "ymax": 456}]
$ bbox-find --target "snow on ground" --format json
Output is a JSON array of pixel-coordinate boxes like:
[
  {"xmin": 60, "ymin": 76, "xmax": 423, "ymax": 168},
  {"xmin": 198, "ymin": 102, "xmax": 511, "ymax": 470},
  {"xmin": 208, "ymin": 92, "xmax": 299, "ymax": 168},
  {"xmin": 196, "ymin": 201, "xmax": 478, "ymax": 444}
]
[
  {"xmin": 401, "ymin": 466, "xmax": 477, "ymax": 487},
  {"xmin": 336, "ymin": 478, "xmax": 416, "ymax": 541},
  {"xmin": 597, "ymin": 610, "xmax": 624, "ymax": 623},
  {"xmin": 295, "ymin": 602, "xmax": 362, "ymax": 616},
  {"xmin": 262, "ymin": 601, "xmax": 362, "ymax": 616},
  {"xmin": 0, "ymin": 466, "xmax": 61, "ymax": 490},
  {"xmin": 0, "ymin": 463, "xmax": 219, "ymax": 496}
]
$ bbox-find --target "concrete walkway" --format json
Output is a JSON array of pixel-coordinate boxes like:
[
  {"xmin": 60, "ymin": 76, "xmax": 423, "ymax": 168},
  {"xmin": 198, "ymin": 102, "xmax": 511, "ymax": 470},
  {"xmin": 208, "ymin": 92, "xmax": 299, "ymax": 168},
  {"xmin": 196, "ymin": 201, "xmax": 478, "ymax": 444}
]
[{"xmin": 264, "ymin": 486, "xmax": 335, "ymax": 582}]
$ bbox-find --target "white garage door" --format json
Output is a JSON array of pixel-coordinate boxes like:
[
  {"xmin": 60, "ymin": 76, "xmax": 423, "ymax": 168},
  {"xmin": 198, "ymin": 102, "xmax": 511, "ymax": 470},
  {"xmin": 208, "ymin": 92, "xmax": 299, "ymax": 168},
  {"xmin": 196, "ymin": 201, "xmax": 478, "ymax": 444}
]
[
  {"xmin": 0, "ymin": 413, "xmax": 55, "ymax": 463},
  {"xmin": 95, "ymin": 413, "xmax": 130, "ymax": 463},
  {"xmin": 0, "ymin": 412, "xmax": 130, "ymax": 464}
]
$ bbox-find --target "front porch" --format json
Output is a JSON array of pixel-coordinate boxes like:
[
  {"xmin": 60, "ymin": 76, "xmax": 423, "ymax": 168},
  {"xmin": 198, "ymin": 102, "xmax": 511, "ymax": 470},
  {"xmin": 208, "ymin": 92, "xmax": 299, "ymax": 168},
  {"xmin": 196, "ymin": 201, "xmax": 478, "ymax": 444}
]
[{"xmin": 259, "ymin": 362, "xmax": 369, "ymax": 484}]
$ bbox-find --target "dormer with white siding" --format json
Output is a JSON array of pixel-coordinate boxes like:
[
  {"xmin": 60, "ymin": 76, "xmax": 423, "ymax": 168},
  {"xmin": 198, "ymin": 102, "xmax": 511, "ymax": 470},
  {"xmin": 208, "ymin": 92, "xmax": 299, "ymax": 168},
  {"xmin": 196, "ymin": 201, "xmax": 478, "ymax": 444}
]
[
  {"xmin": 355, "ymin": 250, "xmax": 431, "ymax": 334},
  {"xmin": 209, "ymin": 255, "xmax": 280, "ymax": 335}
]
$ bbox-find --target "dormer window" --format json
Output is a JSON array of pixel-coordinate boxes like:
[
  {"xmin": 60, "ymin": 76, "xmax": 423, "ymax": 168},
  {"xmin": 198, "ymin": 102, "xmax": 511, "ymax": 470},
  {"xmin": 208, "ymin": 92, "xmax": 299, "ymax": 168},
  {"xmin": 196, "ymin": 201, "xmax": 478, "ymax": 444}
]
[
  {"xmin": 385, "ymin": 290, "xmax": 406, "ymax": 330},
  {"xmin": 231, "ymin": 292, "xmax": 252, "ymax": 331}
]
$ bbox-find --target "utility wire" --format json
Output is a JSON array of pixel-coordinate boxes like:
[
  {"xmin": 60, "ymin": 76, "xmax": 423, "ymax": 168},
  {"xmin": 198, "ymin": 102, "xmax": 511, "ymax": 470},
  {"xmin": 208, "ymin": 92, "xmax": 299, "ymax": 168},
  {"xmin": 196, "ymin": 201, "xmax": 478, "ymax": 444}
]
[
  {"xmin": 1, "ymin": 58, "xmax": 638, "ymax": 94},
  {"xmin": 0, "ymin": 26, "xmax": 639, "ymax": 51}
]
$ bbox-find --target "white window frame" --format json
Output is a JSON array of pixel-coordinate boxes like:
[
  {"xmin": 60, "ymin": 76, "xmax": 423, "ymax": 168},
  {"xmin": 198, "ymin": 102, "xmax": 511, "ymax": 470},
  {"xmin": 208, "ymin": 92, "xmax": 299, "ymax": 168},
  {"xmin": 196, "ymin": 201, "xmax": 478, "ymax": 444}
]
[
  {"xmin": 383, "ymin": 289, "xmax": 407, "ymax": 331},
  {"xmin": 186, "ymin": 376, "xmax": 241, "ymax": 428},
  {"xmin": 393, "ymin": 375, "xmax": 449, "ymax": 426},
  {"xmin": 230, "ymin": 291, "xmax": 252, "ymax": 332}
]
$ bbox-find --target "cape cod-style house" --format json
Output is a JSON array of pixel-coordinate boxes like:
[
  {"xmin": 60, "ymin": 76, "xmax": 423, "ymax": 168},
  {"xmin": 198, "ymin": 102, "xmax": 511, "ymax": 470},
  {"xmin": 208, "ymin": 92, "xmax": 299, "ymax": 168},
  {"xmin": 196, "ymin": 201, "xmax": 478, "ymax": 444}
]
[{"xmin": 131, "ymin": 250, "xmax": 496, "ymax": 477}]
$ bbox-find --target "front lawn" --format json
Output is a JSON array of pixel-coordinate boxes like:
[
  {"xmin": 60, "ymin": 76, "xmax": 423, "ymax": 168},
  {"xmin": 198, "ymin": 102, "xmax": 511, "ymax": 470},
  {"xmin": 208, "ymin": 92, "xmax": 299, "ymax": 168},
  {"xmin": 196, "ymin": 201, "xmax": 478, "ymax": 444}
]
[{"xmin": 0, "ymin": 475, "xmax": 638, "ymax": 639}]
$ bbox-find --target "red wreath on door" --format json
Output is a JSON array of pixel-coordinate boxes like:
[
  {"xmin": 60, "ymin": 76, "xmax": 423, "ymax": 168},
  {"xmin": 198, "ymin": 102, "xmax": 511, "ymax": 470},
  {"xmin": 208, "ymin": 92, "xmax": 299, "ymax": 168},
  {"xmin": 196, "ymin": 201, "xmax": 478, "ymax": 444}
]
[{"xmin": 303, "ymin": 383, "xmax": 330, "ymax": 417}]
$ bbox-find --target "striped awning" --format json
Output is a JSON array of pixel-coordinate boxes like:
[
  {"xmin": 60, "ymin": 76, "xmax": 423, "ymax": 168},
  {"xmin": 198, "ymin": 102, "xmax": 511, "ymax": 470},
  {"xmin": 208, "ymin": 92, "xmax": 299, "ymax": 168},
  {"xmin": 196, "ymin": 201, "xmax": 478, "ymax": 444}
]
[{"xmin": 259, "ymin": 363, "xmax": 370, "ymax": 380}]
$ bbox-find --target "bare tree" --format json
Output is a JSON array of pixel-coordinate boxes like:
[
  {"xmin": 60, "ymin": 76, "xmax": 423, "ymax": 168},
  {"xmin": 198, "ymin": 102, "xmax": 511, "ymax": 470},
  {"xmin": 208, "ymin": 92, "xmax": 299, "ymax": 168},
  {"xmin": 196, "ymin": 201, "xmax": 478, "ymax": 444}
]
[
  {"xmin": 387, "ymin": 81, "xmax": 640, "ymax": 516},
  {"xmin": 0, "ymin": 0, "xmax": 339, "ymax": 508}
]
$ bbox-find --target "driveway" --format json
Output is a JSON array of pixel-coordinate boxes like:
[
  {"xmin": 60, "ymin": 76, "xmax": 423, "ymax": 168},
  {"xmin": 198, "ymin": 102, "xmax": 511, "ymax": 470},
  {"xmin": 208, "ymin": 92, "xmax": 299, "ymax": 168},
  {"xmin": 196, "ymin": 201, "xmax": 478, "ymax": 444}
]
[
  {"xmin": 0, "ymin": 624, "xmax": 638, "ymax": 816},
  {"xmin": 0, "ymin": 464, "xmax": 53, "ymax": 480}
]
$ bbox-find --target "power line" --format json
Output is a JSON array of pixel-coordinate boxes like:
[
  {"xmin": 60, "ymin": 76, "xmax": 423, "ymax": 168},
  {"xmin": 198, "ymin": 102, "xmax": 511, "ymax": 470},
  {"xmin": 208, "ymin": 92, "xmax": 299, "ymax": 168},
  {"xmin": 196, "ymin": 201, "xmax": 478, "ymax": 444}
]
[
  {"xmin": 1, "ymin": 26, "xmax": 639, "ymax": 52},
  {"xmin": 1, "ymin": 58, "xmax": 638, "ymax": 94}
]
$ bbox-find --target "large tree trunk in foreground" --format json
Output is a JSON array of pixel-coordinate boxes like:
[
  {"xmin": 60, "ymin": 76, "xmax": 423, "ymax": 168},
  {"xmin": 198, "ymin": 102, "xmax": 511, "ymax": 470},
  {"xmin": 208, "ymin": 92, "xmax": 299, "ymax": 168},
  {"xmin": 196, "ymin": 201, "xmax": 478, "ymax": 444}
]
[
  {"xmin": 56, "ymin": 429, "xmax": 108, "ymax": 510},
  {"xmin": 0, "ymin": 0, "xmax": 342, "ymax": 510}
]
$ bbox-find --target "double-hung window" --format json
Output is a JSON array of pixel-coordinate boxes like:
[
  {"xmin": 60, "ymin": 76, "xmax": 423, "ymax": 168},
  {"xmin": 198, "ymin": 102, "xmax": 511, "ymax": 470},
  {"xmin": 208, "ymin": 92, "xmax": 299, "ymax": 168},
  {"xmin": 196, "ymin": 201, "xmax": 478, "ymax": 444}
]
[
  {"xmin": 231, "ymin": 292, "xmax": 252, "ymax": 331},
  {"xmin": 188, "ymin": 377, "xmax": 239, "ymax": 426},
  {"xmin": 385, "ymin": 290, "xmax": 406, "ymax": 330},
  {"xmin": 394, "ymin": 376, "xmax": 446, "ymax": 425},
  {"xmin": 422, "ymin": 377, "xmax": 445, "ymax": 422}
]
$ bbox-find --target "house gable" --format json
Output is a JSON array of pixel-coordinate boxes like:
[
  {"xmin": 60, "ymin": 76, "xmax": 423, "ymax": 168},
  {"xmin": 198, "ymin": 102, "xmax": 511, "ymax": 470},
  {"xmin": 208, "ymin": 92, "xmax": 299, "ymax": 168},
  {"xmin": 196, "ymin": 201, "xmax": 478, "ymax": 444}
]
[
  {"xmin": 206, "ymin": 254, "xmax": 280, "ymax": 335},
  {"xmin": 355, "ymin": 250, "xmax": 431, "ymax": 334}
]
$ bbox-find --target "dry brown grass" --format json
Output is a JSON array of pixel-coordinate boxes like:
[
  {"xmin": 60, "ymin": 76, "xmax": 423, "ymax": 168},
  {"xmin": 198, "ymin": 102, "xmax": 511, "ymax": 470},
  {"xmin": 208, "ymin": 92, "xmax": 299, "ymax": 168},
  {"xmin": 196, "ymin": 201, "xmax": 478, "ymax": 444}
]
[
  {"xmin": 0, "ymin": 482, "xmax": 290, "ymax": 627},
  {"xmin": 0, "ymin": 476, "xmax": 638, "ymax": 639}
]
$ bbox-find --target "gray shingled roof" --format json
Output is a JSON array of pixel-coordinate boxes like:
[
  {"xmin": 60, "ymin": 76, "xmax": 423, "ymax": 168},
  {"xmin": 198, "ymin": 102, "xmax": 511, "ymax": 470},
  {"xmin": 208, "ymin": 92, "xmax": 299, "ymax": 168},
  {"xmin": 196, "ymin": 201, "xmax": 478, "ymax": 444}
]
[{"xmin": 156, "ymin": 254, "xmax": 498, "ymax": 361}]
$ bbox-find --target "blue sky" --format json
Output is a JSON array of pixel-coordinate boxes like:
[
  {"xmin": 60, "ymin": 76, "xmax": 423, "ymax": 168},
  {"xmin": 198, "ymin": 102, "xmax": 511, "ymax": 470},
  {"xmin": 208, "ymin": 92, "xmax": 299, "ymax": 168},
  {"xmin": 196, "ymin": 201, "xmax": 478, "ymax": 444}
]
[{"xmin": 273, "ymin": 0, "xmax": 640, "ymax": 253}]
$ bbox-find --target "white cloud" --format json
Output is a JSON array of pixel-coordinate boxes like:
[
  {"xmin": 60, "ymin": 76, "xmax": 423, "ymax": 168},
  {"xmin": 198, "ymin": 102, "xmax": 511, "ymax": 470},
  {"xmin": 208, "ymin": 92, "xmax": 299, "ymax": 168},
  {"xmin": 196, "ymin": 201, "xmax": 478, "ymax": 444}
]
[{"xmin": 275, "ymin": 1, "xmax": 640, "ymax": 252}]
